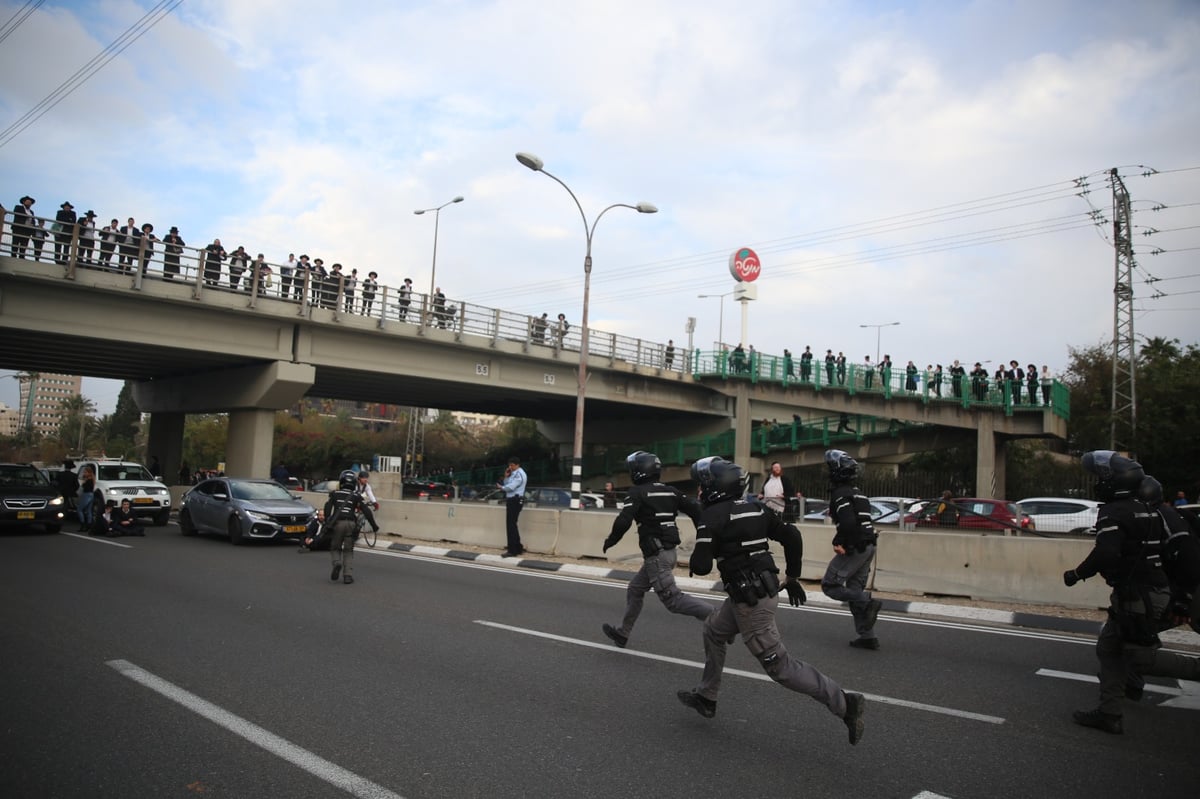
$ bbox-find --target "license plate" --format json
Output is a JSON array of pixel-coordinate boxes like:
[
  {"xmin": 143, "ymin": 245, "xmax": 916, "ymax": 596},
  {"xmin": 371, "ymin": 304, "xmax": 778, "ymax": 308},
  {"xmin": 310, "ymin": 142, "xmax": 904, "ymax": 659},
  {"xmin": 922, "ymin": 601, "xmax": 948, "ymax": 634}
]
[
  {"xmin": 133, "ymin": 498, "xmax": 154, "ymax": 504},
  {"xmin": 17, "ymin": 511, "xmax": 34, "ymax": 519},
  {"xmin": 284, "ymin": 524, "xmax": 307, "ymax": 533}
]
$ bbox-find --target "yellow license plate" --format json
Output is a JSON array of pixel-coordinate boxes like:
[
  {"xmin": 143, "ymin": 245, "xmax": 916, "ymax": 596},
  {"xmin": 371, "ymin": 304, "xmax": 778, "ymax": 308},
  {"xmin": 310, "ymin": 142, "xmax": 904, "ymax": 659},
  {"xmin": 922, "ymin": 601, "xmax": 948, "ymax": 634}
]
[
  {"xmin": 17, "ymin": 511, "xmax": 35, "ymax": 519},
  {"xmin": 133, "ymin": 498, "xmax": 154, "ymax": 504},
  {"xmin": 284, "ymin": 524, "xmax": 307, "ymax": 533}
]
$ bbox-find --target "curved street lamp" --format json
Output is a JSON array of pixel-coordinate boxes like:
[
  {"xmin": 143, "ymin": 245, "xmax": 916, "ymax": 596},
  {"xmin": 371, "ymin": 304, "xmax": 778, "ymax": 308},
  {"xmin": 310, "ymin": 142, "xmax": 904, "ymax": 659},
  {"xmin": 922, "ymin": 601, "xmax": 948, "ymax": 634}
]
[
  {"xmin": 515, "ymin": 151, "xmax": 658, "ymax": 509},
  {"xmin": 413, "ymin": 195, "xmax": 464, "ymax": 320},
  {"xmin": 860, "ymin": 321, "xmax": 900, "ymax": 365},
  {"xmin": 697, "ymin": 290, "xmax": 736, "ymax": 348}
]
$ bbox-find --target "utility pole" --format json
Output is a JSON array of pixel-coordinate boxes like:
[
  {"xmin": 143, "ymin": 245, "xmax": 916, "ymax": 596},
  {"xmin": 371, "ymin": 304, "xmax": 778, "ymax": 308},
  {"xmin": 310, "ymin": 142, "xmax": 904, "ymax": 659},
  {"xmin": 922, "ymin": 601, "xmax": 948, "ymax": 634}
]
[
  {"xmin": 404, "ymin": 407, "xmax": 425, "ymax": 477},
  {"xmin": 1109, "ymin": 168, "xmax": 1136, "ymax": 456}
]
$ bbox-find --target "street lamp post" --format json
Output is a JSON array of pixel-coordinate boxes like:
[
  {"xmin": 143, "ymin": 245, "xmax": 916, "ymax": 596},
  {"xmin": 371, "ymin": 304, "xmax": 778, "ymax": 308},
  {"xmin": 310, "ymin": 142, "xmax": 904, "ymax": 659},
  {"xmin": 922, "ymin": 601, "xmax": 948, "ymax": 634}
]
[
  {"xmin": 516, "ymin": 151, "xmax": 657, "ymax": 509},
  {"xmin": 413, "ymin": 196, "xmax": 464, "ymax": 323},
  {"xmin": 859, "ymin": 321, "xmax": 900, "ymax": 364},
  {"xmin": 697, "ymin": 291, "xmax": 735, "ymax": 348}
]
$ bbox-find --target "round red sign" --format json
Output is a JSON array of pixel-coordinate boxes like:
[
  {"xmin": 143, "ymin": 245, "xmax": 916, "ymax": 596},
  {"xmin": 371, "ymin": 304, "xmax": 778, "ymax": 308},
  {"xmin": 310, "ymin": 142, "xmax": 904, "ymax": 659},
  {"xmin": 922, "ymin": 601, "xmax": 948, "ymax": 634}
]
[{"xmin": 728, "ymin": 247, "xmax": 761, "ymax": 282}]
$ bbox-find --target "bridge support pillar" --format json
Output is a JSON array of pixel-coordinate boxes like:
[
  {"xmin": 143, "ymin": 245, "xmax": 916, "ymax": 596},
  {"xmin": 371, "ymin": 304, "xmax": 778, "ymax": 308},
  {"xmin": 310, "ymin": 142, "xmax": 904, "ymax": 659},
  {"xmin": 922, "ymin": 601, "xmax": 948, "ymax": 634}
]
[
  {"xmin": 974, "ymin": 414, "xmax": 1007, "ymax": 499},
  {"xmin": 733, "ymin": 383, "xmax": 752, "ymax": 469},
  {"xmin": 146, "ymin": 412, "xmax": 185, "ymax": 486},
  {"xmin": 226, "ymin": 409, "xmax": 276, "ymax": 479}
]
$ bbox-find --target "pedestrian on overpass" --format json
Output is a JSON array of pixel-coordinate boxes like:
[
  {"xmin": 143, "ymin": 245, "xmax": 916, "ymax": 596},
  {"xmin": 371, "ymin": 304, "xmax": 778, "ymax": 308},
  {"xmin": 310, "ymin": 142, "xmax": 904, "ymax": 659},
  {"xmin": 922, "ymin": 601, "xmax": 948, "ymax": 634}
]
[
  {"xmin": 497, "ymin": 456, "xmax": 527, "ymax": 557},
  {"xmin": 678, "ymin": 456, "xmax": 866, "ymax": 745},
  {"xmin": 600, "ymin": 451, "xmax": 711, "ymax": 649},
  {"xmin": 821, "ymin": 450, "xmax": 883, "ymax": 650}
]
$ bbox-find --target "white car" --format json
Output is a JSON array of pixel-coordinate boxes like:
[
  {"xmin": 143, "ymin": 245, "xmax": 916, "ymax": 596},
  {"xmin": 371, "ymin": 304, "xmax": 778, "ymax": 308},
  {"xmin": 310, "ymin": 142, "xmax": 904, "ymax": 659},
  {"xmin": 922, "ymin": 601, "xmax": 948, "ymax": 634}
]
[
  {"xmin": 869, "ymin": 496, "xmax": 917, "ymax": 525},
  {"xmin": 1016, "ymin": 497, "xmax": 1101, "ymax": 535},
  {"xmin": 76, "ymin": 458, "xmax": 172, "ymax": 525}
]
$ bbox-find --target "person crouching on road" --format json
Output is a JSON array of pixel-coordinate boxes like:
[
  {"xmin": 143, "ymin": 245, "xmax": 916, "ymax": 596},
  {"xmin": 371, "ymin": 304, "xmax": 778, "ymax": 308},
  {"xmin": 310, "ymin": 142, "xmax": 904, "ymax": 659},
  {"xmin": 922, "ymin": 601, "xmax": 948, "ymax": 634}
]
[
  {"xmin": 324, "ymin": 471, "xmax": 378, "ymax": 585},
  {"xmin": 678, "ymin": 456, "xmax": 866, "ymax": 745},
  {"xmin": 821, "ymin": 449, "xmax": 883, "ymax": 650},
  {"xmin": 600, "ymin": 451, "xmax": 712, "ymax": 649},
  {"xmin": 108, "ymin": 498, "xmax": 145, "ymax": 537}
]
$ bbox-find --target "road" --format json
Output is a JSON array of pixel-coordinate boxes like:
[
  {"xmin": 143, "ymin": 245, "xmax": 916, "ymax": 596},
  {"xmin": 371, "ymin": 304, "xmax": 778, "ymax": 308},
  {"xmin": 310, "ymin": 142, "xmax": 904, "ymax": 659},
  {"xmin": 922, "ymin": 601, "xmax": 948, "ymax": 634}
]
[{"xmin": 1, "ymin": 525, "xmax": 1197, "ymax": 798}]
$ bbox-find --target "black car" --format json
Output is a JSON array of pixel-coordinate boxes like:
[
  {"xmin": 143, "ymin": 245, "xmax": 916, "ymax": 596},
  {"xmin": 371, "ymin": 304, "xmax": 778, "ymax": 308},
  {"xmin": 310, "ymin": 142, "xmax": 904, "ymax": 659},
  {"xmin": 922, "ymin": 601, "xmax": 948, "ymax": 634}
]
[{"xmin": 0, "ymin": 463, "xmax": 67, "ymax": 533}]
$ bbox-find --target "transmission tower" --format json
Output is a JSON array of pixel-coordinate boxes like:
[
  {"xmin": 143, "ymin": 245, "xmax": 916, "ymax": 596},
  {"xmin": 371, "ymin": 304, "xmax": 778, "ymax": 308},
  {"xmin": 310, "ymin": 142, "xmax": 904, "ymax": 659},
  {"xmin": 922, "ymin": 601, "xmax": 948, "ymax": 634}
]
[
  {"xmin": 404, "ymin": 406, "xmax": 425, "ymax": 477},
  {"xmin": 1109, "ymin": 168, "xmax": 1136, "ymax": 456}
]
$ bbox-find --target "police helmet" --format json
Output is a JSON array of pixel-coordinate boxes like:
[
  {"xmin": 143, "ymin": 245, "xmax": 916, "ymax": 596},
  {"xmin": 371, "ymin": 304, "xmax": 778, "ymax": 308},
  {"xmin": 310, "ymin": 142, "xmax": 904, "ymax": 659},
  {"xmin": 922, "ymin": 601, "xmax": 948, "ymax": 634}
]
[
  {"xmin": 626, "ymin": 451, "xmax": 662, "ymax": 485},
  {"xmin": 1081, "ymin": 450, "xmax": 1144, "ymax": 502},
  {"xmin": 690, "ymin": 456, "xmax": 747, "ymax": 506},
  {"xmin": 825, "ymin": 449, "xmax": 859, "ymax": 484},
  {"xmin": 1137, "ymin": 475, "xmax": 1163, "ymax": 506},
  {"xmin": 338, "ymin": 470, "xmax": 357, "ymax": 490}
]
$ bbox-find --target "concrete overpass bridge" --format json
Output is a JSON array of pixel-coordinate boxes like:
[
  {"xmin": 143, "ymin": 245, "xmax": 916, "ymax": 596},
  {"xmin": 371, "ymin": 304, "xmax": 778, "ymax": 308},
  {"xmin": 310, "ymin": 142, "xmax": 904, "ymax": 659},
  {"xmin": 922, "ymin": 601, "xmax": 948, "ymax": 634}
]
[{"xmin": 0, "ymin": 239, "xmax": 1067, "ymax": 495}]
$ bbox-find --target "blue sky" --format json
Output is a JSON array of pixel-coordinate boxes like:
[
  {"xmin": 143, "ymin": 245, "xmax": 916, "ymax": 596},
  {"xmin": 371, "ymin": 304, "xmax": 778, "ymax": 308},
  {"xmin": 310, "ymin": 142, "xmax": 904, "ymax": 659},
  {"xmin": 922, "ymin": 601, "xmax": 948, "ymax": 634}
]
[{"xmin": 2, "ymin": 0, "xmax": 1198, "ymax": 415}]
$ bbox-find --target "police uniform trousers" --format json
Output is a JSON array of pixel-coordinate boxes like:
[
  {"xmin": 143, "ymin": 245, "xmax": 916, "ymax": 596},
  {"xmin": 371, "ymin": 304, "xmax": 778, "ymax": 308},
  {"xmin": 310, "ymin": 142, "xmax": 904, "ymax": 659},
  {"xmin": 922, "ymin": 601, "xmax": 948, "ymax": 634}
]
[
  {"xmin": 1095, "ymin": 586, "xmax": 1200, "ymax": 716},
  {"xmin": 695, "ymin": 593, "xmax": 846, "ymax": 717},
  {"xmin": 330, "ymin": 519, "xmax": 357, "ymax": 577},
  {"xmin": 505, "ymin": 495, "xmax": 524, "ymax": 552},
  {"xmin": 616, "ymin": 547, "xmax": 712, "ymax": 637},
  {"xmin": 821, "ymin": 544, "xmax": 878, "ymax": 639}
]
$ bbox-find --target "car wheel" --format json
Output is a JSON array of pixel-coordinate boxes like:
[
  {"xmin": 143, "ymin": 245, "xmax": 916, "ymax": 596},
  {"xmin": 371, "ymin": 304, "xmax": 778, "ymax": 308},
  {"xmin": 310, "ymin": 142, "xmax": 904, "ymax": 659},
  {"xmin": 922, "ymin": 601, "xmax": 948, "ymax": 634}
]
[
  {"xmin": 154, "ymin": 510, "xmax": 170, "ymax": 526},
  {"xmin": 228, "ymin": 515, "xmax": 244, "ymax": 545},
  {"xmin": 179, "ymin": 509, "xmax": 197, "ymax": 536}
]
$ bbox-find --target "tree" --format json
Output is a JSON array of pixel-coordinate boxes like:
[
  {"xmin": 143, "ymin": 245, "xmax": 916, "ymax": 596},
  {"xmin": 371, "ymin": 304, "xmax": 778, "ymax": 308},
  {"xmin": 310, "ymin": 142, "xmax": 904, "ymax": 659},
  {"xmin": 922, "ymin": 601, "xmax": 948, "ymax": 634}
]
[{"xmin": 57, "ymin": 394, "xmax": 97, "ymax": 453}]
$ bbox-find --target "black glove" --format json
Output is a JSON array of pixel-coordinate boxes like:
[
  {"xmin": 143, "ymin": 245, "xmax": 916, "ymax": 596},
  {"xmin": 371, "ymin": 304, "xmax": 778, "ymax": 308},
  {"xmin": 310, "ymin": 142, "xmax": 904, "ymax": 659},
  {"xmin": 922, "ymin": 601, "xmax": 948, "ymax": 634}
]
[
  {"xmin": 602, "ymin": 538, "xmax": 615, "ymax": 553},
  {"xmin": 372, "ymin": 525, "xmax": 380, "ymax": 533},
  {"xmin": 784, "ymin": 577, "xmax": 807, "ymax": 607},
  {"xmin": 1063, "ymin": 569, "xmax": 1080, "ymax": 587}
]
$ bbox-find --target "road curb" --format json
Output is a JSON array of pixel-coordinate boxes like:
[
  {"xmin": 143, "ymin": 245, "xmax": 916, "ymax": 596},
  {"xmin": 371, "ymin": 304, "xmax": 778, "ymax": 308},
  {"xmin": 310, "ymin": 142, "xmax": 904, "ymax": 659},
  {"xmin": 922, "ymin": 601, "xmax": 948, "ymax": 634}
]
[{"xmin": 375, "ymin": 541, "xmax": 1108, "ymax": 636}]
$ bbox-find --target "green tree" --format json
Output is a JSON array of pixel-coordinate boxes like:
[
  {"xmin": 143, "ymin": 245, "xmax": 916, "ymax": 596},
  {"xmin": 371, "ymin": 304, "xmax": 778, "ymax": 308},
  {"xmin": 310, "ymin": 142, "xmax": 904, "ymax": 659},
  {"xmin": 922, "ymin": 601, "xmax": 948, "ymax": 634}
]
[{"xmin": 57, "ymin": 394, "xmax": 97, "ymax": 454}]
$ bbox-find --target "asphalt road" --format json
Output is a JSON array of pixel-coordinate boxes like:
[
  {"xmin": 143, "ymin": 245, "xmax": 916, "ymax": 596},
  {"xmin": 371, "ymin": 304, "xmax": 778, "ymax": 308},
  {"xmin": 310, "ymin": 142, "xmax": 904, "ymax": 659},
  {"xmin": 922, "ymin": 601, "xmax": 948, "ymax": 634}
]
[{"xmin": 1, "ymin": 524, "xmax": 1197, "ymax": 798}]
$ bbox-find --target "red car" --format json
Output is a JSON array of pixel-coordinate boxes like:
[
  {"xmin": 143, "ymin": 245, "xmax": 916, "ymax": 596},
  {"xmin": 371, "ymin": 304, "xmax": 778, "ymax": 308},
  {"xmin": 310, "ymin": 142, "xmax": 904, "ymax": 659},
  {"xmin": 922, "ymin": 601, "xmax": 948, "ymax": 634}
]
[{"xmin": 906, "ymin": 497, "xmax": 1035, "ymax": 533}]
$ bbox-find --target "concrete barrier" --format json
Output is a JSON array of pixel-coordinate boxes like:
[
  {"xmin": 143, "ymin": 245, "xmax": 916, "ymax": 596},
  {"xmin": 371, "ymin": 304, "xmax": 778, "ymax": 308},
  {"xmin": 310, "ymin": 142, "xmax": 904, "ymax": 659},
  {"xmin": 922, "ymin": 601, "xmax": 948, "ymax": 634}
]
[{"xmin": 285, "ymin": 495, "xmax": 1109, "ymax": 610}]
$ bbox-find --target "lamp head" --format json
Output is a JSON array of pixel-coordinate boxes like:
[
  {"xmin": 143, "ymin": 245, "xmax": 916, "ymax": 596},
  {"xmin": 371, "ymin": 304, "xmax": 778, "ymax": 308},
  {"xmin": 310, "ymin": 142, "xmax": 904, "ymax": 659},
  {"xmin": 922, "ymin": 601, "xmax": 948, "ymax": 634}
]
[
  {"xmin": 635, "ymin": 202, "xmax": 658, "ymax": 214},
  {"xmin": 413, "ymin": 209, "xmax": 425, "ymax": 215},
  {"xmin": 452, "ymin": 196, "xmax": 464, "ymax": 203},
  {"xmin": 515, "ymin": 152, "xmax": 544, "ymax": 171}
]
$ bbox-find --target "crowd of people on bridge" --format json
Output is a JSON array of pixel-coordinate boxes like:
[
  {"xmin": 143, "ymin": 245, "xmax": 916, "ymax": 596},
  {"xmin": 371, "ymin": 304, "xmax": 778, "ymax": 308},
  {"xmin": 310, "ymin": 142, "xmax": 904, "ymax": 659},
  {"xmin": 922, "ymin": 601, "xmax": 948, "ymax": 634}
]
[{"xmin": 725, "ymin": 342, "xmax": 1058, "ymax": 407}]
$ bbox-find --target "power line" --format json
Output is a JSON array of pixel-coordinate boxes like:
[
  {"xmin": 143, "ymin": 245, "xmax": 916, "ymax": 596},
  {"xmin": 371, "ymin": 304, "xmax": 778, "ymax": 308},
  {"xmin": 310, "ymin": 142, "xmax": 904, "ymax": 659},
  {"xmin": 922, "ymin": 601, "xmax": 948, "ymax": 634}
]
[
  {"xmin": 0, "ymin": 0, "xmax": 44, "ymax": 46},
  {"xmin": 0, "ymin": 0, "xmax": 184, "ymax": 149}
]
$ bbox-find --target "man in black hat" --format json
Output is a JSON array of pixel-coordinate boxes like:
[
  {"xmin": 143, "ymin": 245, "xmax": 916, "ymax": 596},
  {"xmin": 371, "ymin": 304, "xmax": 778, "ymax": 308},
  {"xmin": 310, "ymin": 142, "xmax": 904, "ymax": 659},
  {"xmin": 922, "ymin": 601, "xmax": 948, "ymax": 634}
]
[
  {"xmin": 10, "ymin": 195, "xmax": 35, "ymax": 259},
  {"xmin": 398, "ymin": 277, "xmax": 413, "ymax": 321},
  {"xmin": 53, "ymin": 201, "xmax": 77, "ymax": 265},
  {"xmin": 138, "ymin": 222, "xmax": 156, "ymax": 275},
  {"xmin": 162, "ymin": 226, "xmax": 185, "ymax": 278}
]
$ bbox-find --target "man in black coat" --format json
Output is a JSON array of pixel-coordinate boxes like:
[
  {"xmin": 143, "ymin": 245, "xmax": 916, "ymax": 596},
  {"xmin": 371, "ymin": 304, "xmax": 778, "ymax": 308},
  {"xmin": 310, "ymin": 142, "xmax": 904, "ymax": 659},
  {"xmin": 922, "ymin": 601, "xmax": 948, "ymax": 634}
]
[
  {"xmin": 53, "ymin": 201, "xmax": 77, "ymax": 265},
  {"xmin": 10, "ymin": 195, "xmax": 35, "ymax": 259}
]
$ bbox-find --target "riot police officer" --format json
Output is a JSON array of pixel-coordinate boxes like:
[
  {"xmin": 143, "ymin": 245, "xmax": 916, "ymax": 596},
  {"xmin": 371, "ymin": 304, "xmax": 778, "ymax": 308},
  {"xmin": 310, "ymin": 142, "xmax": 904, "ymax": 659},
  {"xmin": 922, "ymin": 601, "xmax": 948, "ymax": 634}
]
[
  {"xmin": 1140, "ymin": 476, "xmax": 1200, "ymax": 635},
  {"xmin": 821, "ymin": 450, "xmax": 883, "ymax": 650},
  {"xmin": 324, "ymin": 470, "xmax": 379, "ymax": 585},
  {"xmin": 1063, "ymin": 451, "xmax": 1200, "ymax": 733},
  {"xmin": 677, "ymin": 456, "xmax": 866, "ymax": 745},
  {"xmin": 600, "ymin": 451, "xmax": 712, "ymax": 648}
]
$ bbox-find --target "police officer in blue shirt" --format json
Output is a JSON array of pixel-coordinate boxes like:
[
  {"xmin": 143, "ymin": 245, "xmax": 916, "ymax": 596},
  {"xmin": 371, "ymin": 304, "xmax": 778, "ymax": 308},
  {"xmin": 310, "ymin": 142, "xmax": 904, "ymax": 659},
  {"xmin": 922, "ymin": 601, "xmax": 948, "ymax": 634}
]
[{"xmin": 498, "ymin": 456, "xmax": 528, "ymax": 557}]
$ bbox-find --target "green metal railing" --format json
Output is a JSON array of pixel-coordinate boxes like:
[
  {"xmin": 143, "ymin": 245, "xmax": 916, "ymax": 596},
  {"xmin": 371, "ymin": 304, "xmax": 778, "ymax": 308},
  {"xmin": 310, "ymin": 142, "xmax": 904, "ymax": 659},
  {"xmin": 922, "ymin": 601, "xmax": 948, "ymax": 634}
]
[{"xmin": 690, "ymin": 349, "xmax": 1070, "ymax": 421}]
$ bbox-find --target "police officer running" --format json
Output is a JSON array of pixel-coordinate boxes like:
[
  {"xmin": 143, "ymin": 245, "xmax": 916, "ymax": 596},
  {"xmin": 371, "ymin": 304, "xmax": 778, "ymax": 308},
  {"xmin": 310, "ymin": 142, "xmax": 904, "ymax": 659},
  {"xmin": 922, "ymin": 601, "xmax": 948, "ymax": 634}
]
[
  {"xmin": 1063, "ymin": 451, "xmax": 1200, "ymax": 734},
  {"xmin": 324, "ymin": 470, "xmax": 379, "ymax": 585},
  {"xmin": 677, "ymin": 456, "xmax": 866, "ymax": 745},
  {"xmin": 821, "ymin": 450, "xmax": 883, "ymax": 650},
  {"xmin": 600, "ymin": 451, "xmax": 712, "ymax": 649}
]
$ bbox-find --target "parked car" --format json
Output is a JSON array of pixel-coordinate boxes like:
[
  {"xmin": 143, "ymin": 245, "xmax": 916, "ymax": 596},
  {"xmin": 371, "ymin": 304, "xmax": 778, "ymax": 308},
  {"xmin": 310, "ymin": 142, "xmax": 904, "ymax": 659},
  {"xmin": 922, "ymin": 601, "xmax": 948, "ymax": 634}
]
[
  {"xmin": 868, "ymin": 496, "xmax": 918, "ymax": 525},
  {"xmin": 1016, "ymin": 497, "xmax": 1101, "ymax": 535},
  {"xmin": 179, "ymin": 477, "xmax": 320, "ymax": 544},
  {"xmin": 75, "ymin": 458, "xmax": 171, "ymax": 525},
  {"xmin": 804, "ymin": 499, "xmax": 894, "ymax": 523},
  {"xmin": 906, "ymin": 497, "xmax": 1035, "ymax": 533},
  {"xmin": 527, "ymin": 487, "xmax": 599, "ymax": 509},
  {"xmin": 0, "ymin": 463, "xmax": 66, "ymax": 533},
  {"xmin": 402, "ymin": 478, "xmax": 454, "ymax": 499}
]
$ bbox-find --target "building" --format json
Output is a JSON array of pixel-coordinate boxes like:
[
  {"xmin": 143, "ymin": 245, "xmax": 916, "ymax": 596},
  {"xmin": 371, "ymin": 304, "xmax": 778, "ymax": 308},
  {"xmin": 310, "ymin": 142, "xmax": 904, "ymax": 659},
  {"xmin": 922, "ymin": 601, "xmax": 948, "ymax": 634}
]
[
  {"xmin": 16, "ymin": 372, "xmax": 83, "ymax": 435},
  {"xmin": 0, "ymin": 402, "xmax": 18, "ymax": 437}
]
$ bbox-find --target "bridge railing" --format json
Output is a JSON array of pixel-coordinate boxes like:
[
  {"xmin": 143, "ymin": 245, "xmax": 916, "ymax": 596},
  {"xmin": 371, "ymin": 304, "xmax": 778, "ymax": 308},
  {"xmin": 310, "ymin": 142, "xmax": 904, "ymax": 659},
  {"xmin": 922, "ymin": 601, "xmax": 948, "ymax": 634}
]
[
  {"xmin": 692, "ymin": 348, "xmax": 1070, "ymax": 421},
  {"xmin": 0, "ymin": 210, "xmax": 687, "ymax": 376}
]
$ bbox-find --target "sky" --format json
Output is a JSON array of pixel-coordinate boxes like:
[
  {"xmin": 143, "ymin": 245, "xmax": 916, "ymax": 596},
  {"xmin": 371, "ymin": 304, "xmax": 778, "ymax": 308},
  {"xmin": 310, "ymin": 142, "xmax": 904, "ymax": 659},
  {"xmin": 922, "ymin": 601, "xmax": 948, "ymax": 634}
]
[{"xmin": 2, "ymin": 0, "xmax": 1198, "ymax": 416}]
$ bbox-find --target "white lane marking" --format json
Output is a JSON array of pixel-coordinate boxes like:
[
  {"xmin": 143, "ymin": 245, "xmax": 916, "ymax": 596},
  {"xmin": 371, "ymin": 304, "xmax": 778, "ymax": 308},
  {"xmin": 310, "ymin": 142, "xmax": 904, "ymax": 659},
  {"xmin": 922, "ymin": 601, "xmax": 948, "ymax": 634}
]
[
  {"xmin": 364, "ymin": 547, "xmax": 1102, "ymax": 646},
  {"xmin": 475, "ymin": 620, "xmax": 1005, "ymax": 725},
  {"xmin": 913, "ymin": 792, "xmax": 956, "ymax": 799},
  {"xmin": 107, "ymin": 659, "xmax": 405, "ymax": 799},
  {"xmin": 61, "ymin": 532, "xmax": 131, "ymax": 548},
  {"xmin": 1036, "ymin": 668, "xmax": 1200, "ymax": 709}
]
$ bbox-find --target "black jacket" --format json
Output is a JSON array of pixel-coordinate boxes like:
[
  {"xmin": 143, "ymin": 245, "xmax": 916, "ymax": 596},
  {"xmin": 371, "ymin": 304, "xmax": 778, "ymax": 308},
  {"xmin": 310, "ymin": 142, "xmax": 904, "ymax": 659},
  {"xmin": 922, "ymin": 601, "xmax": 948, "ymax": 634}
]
[
  {"xmin": 830, "ymin": 483, "xmax": 877, "ymax": 551},
  {"xmin": 1074, "ymin": 498, "xmax": 1168, "ymax": 589},
  {"xmin": 690, "ymin": 497, "xmax": 804, "ymax": 582},
  {"xmin": 323, "ymin": 488, "xmax": 377, "ymax": 531},
  {"xmin": 605, "ymin": 481, "xmax": 700, "ymax": 557}
]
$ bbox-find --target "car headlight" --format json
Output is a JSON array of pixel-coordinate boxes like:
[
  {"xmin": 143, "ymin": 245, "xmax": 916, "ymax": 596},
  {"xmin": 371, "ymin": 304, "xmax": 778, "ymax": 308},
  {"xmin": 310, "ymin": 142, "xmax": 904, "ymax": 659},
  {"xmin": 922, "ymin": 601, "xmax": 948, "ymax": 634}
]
[
  {"xmin": 107, "ymin": 488, "xmax": 122, "ymax": 496},
  {"xmin": 49, "ymin": 496, "xmax": 65, "ymax": 506},
  {"xmin": 245, "ymin": 510, "xmax": 272, "ymax": 521}
]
